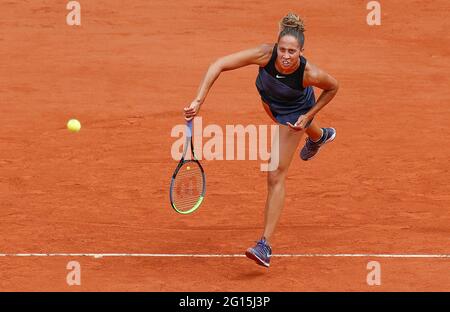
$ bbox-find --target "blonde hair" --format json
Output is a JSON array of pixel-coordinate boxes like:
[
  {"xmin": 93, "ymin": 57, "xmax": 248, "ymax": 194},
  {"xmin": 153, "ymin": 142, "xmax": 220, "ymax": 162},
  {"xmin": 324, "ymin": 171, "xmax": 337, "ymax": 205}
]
[{"xmin": 278, "ymin": 12, "xmax": 305, "ymax": 47}]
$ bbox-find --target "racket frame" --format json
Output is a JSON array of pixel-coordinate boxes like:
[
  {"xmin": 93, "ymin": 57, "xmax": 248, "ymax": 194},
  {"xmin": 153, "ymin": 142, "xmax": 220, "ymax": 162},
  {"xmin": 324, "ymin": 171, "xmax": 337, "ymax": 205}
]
[{"xmin": 169, "ymin": 119, "xmax": 206, "ymax": 214}]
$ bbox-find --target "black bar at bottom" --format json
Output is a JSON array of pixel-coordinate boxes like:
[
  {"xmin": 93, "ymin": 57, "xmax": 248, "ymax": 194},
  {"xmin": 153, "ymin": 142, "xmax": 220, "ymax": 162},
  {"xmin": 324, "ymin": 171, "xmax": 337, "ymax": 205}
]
[{"xmin": 1, "ymin": 292, "xmax": 449, "ymax": 309}]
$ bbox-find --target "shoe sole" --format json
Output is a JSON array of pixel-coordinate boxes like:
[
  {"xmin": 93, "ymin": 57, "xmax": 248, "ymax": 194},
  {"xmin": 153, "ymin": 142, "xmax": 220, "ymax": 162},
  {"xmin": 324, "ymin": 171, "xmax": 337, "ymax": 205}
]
[
  {"xmin": 302, "ymin": 128, "xmax": 336, "ymax": 161},
  {"xmin": 245, "ymin": 249, "xmax": 270, "ymax": 268}
]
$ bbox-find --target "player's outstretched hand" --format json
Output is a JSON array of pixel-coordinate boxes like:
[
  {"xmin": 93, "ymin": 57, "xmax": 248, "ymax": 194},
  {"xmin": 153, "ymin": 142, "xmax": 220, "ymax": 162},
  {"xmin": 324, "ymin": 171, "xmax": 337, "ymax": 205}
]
[{"xmin": 184, "ymin": 99, "xmax": 202, "ymax": 121}]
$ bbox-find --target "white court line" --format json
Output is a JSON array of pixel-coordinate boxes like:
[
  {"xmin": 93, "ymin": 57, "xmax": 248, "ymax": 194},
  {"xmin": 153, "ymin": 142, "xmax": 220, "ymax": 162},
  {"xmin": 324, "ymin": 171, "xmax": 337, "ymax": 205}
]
[{"xmin": 0, "ymin": 253, "xmax": 449, "ymax": 258}]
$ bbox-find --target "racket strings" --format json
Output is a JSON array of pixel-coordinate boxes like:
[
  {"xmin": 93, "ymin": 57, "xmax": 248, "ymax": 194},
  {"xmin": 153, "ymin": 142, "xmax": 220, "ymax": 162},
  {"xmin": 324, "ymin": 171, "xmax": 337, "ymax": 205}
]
[{"xmin": 172, "ymin": 164, "xmax": 204, "ymax": 211}]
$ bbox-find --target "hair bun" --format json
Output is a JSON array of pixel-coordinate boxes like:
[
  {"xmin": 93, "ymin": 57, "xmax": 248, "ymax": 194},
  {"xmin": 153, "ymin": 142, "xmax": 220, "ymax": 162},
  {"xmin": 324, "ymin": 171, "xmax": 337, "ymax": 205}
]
[{"xmin": 280, "ymin": 12, "xmax": 305, "ymax": 32}]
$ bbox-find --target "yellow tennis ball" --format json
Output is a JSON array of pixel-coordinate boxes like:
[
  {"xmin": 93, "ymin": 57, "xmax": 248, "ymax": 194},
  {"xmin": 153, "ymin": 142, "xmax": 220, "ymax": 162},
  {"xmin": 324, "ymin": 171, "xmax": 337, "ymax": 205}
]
[{"xmin": 67, "ymin": 119, "xmax": 81, "ymax": 132}]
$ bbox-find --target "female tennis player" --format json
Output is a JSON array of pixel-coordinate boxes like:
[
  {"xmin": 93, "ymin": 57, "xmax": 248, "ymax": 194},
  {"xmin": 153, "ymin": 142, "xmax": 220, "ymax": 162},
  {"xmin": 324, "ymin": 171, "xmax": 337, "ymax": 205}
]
[{"xmin": 184, "ymin": 13, "xmax": 339, "ymax": 267}]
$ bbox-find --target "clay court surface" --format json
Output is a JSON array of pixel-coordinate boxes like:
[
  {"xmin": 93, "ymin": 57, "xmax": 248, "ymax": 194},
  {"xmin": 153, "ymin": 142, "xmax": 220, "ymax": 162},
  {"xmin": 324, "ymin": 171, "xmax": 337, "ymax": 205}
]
[{"xmin": 0, "ymin": 0, "xmax": 449, "ymax": 291}]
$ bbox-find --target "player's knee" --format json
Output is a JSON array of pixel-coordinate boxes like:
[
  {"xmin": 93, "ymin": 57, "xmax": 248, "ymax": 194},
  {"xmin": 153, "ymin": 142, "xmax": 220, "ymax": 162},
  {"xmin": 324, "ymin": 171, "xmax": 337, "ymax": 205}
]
[{"xmin": 267, "ymin": 167, "xmax": 286, "ymax": 187}]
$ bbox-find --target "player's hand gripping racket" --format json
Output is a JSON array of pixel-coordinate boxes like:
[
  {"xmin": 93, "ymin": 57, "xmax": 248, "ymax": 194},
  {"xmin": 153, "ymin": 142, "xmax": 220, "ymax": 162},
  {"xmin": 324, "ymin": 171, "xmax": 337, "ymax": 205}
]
[{"xmin": 170, "ymin": 119, "xmax": 206, "ymax": 214}]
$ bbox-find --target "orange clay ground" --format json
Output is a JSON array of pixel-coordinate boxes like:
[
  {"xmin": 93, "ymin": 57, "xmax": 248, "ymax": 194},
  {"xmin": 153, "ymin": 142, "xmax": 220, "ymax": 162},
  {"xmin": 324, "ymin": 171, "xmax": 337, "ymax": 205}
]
[{"xmin": 0, "ymin": 0, "xmax": 449, "ymax": 291}]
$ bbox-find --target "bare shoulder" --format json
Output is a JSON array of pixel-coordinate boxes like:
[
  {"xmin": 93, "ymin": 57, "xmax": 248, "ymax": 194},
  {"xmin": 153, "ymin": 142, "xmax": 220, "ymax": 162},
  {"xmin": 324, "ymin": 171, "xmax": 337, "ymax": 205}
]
[
  {"xmin": 258, "ymin": 43, "xmax": 275, "ymax": 55},
  {"xmin": 304, "ymin": 60, "xmax": 326, "ymax": 84},
  {"xmin": 303, "ymin": 59, "xmax": 338, "ymax": 89},
  {"xmin": 255, "ymin": 43, "xmax": 275, "ymax": 66},
  {"xmin": 214, "ymin": 43, "xmax": 275, "ymax": 71},
  {"xmin": 304, "ymin": 60, "xmax": 319, "ymax": 79}
]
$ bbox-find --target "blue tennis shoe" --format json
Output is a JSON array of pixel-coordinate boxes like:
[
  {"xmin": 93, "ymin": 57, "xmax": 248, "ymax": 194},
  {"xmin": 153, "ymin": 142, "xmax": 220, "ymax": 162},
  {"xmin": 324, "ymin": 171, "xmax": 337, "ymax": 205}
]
[
  {"xmin": 300, "ymin": 127, "xmax": 336, "ymax": 161},
  {"xmin": 245, "ymin": 237, "xmax": 272, "ymax": 268}
]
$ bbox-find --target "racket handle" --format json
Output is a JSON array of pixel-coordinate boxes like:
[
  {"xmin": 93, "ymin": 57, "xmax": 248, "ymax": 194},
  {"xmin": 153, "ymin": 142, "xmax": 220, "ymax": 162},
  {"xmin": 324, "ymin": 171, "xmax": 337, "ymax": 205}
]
[{"xmin": 186, "ymin": 119, "xmax": 193, "ymax": 138}]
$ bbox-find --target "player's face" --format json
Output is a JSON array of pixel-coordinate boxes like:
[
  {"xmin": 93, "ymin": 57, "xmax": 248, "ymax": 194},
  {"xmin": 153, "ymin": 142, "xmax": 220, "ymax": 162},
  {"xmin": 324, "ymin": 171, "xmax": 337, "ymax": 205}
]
[{"xmin": 277, "ymin": 35, "xmax": 302, "ymax": 71}]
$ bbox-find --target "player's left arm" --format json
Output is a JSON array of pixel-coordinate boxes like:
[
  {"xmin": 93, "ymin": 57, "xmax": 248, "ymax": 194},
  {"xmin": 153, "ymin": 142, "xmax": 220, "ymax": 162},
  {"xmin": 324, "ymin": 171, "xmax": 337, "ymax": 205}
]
[{"xmin": 303, "ymin": 61, "xmax": 339, "ymax": 118}]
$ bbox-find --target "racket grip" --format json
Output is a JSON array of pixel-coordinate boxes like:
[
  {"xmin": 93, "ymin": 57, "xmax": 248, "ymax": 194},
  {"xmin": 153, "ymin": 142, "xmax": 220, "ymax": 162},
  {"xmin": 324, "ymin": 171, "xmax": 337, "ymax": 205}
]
[{"xmin": 186, "ymin": 119, "xmax": 193, "ymax": 138}]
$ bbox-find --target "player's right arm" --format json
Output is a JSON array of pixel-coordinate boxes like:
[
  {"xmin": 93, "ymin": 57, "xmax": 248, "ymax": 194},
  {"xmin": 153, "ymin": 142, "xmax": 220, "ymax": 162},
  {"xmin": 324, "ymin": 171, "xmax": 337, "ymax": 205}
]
[{"xmin": 184, "ymin": 44, "xmax": 273, "ymax": 119}]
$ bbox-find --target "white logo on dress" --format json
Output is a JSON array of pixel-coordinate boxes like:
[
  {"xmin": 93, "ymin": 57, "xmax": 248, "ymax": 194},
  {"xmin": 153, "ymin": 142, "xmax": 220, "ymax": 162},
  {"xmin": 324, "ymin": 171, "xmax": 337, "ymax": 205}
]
[{"xmin": 276, "ymin": 74, "xmax": 285, "ymax": 79}]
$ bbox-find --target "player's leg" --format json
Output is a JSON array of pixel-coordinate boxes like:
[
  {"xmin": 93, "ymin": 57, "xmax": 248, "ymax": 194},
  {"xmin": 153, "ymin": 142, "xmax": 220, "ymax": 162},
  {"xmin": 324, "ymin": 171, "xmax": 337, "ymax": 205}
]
[
  {"xmin": 246, "ymin": 125, "xmax": 303, "ymax": 267},
  {"xmin": 305, "ymin": 121, "xmax": 323, "ymax": 141},
  {"xmin": 262, "ymin": 125, "xmax": 303, "ymax": 242}
]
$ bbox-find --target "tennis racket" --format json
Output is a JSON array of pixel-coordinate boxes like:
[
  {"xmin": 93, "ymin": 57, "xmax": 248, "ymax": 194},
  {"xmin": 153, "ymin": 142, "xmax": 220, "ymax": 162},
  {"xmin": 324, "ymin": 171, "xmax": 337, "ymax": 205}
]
[{"xmin": 169, "ymin": 119, "xmax": 206, "ymax": 214}]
